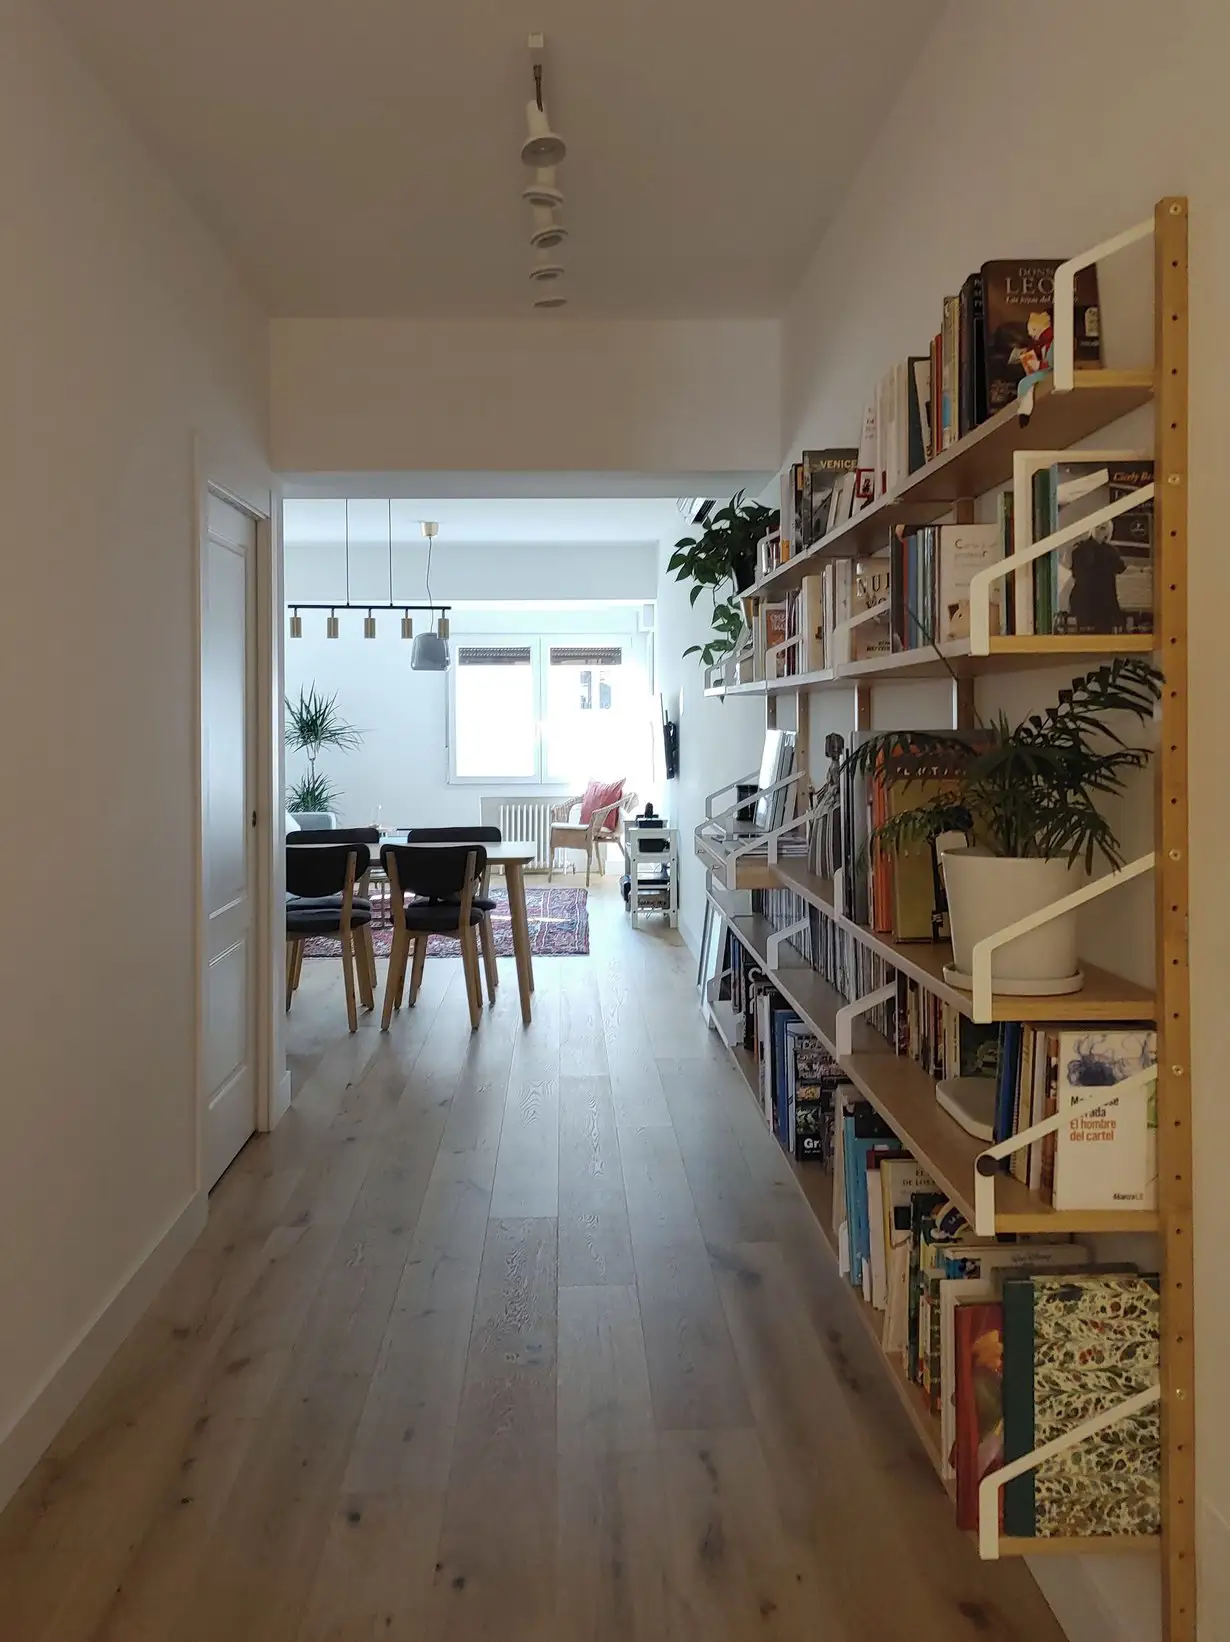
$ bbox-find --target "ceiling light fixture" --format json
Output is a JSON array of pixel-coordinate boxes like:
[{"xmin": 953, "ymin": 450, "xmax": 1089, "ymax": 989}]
[
  {"xmin": 522, "ymin": 166, "xmax": 563, "ymax": 209},
  {"xmin": 410, "ymin": 520, "xmax": 450, "ymax": 672},
  {"xmin": 529, "ymin": 260, "xmax": 565, "ymax": 283},
  {"xmin": 529, "ymin": 204, "xmax": 568, "ymax": 250},
  {"xmin": 289, "ymin": 608, "xmax": 302, "ymax": 639},
  {"xmin": 521, "ymin": 51, "xmax": 566, "ymax": 167},
  {"xmin": 533, "ymin": 292, "xmax": 568, "ymax": 309}
]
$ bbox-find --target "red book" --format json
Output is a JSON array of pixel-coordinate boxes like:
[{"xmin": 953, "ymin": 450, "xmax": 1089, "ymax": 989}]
[{"xmin": 953, "ymin": 1301, "xmax": 1005, "ymax": 1532}]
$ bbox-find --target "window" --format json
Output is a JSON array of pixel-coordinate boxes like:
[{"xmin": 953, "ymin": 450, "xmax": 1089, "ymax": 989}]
[
  {"xmin": 451, "ymin": 645, "xmax": 536, "ymax": 779},
  {"xmin": 449, "ymin": 636, "xmax": 646, "ymax": 784}
]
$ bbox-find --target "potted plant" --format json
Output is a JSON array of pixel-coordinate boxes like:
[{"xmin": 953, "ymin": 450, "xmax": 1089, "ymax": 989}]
[
  {"xmin": 667, "ymin": 493, "xmax": 778, "ymax": 669},
  {"xmin": 285, "ymin": 685, "xmax": 363, "ymax": 814},
  {"xmin": 844, "ymin": 658, "xmax": 1161, "ymax": 995}
]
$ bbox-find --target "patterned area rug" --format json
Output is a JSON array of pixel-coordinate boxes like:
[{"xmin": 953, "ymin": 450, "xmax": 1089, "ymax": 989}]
[{"xmin": 300, "ymin": 885, "xmax": 589, "ymax": 959}]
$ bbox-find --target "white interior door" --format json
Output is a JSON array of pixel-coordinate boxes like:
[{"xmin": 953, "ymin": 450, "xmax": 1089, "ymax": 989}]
[{"xmin": 201, "ymin": 492, "xmax": 258, "ymax": 1191}]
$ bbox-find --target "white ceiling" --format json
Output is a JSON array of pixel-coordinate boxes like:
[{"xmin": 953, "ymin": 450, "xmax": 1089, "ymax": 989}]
[
  {"xmin": 51, "ymin": 0, "xmax": 941, "ymax": 318},
  {"xmin": 283, "ymin": 496, "xmax": 686, "ymax": 546}
]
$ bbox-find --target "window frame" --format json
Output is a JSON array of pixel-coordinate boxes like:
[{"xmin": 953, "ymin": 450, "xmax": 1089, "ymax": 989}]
[{"xmin": 446, "ymin": 632, "xmax": 635, "ymax": 785}]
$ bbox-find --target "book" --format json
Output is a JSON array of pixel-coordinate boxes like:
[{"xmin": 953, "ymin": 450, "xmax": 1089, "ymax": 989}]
[
  {"xmin": 936, "ymin": 523, "xmax": 1003, "ymax": 643},
  {"xmin": 851, "ymin": 554, "xmax": 892, "ymax": 660},
  {"xmin": 1002, "ymin": 1272, "xmax": 1160, "ymax": 1538},
  {"xmin": 852, "ymin": 401, "xmax": 877, "ymax": 513},
  {"xmin": 1045, "ymin": 458, "xmax": 1154, "ymax": 636},
  {"xmin": 939, "ymin": 1245, "xmax": 1090, "ymax": 1485},
  {"xmin": 957, "ymin": 271, "xmax": 987, "ymax": 436},
  {"xmin": 1052, "ymin": 1028, "xmax": 1158, "ymax": 1210},
  {"xmin": 803, "ymin": 448, "xmax": 859, "ymax": 546},
  {"xmin": 981, "ymin": 260, "xmax": 1102, "ymax": 415},
  {"xmin": 908, "ymin": 356, "xmax": 930, "ymax": 473},
  {"xmin": 940, "ymin": 294, "xmax": 959, "ymax": 450},
  {"xmin": 953, "ymin": 1300, "xmax": 1004, "ymax": 1530}
]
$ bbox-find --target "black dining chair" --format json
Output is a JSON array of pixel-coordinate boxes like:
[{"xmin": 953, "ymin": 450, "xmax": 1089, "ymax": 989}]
[
  {"xmin": 404, "ymin": 826, "xmax": 502, "ymax": 1004},
  {"xmin": 380, "ymin": 844, "xmax": 486, "ymax": 1032},
  {"xmin": 286, "ymin": 827, "xmax": 380, "ymax": 996},
  {"xmin": 285, "ymin": 842, "xmax": 373, "ymax": 1032}
]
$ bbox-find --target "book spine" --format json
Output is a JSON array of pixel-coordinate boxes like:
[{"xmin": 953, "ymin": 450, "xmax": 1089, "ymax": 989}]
[{"xmin": 1002, "ymin": 1279, "xmax": 1037, "ymax": 1537}]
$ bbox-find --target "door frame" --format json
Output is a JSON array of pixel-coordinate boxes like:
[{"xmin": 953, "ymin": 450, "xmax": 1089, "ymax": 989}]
[{"xmin": 193, "ymin": 439, "xmax": 285, "ymax": 1192}]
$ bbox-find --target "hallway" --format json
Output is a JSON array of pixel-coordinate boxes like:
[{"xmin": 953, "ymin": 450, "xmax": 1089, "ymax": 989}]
[{"xmin": 0, "ymin": 884, "xmax": 1063, "ymax": 1641}]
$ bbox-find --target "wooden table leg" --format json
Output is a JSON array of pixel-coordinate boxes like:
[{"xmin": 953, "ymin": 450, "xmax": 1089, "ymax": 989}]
[{"xmin": 504, "ymin": 861, "xmax": 534, "ymax": 1024}]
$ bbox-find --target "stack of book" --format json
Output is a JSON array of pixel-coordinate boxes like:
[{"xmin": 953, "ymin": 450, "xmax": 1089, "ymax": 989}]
[
  {"xmin": 1007, "ymin": 455, "xmax": 1155, "ymax": 638},
  {"xmin": 991, "ymin": 1024, "xmax": 1158, "ymax": 1211},
  {"xmin": 831, "ymin": 1112, "xmax": 1160, "ymax": 1539},
  {"xmin": 888, "ymin": 522, "xmax": 1005, "ymax": 650}
]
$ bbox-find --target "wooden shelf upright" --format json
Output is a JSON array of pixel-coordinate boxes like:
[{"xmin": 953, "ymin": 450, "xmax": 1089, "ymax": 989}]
[{"xmin": 695, "ymin": 198, "xmax": 1195, "ymax": 1631}]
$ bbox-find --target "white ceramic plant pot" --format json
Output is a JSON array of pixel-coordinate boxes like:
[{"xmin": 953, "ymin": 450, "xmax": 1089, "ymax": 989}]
[{"xmin": 940, "ymin": 848, "xmax": 1085, "ymax": 997}]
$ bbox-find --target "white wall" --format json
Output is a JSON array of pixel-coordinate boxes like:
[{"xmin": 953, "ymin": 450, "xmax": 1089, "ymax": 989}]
[
  {"xmin": 776, "ymin": 2, "xmax": 1230, "ymax": 1638},
  {"xmin": 655, "ymin": 496, "xmax": 778, "ymax": 955},
  {"xmin": 270, "ymin": 318, "xmax": 781, "ymax": 475},
  {"xmin": 0, "ymin": 0, "xmax": 270, "ymax": 1504}
]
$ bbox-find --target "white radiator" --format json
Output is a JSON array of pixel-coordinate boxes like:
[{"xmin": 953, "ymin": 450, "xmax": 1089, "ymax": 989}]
[{"xmin": 479, "ymin": 796, "xmax": 558, "ymax": 869}]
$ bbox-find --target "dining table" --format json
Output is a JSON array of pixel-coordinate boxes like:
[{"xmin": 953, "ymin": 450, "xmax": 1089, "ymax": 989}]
[{"xmin": 378, "ymin": 836, "xmax": 537, "ymax": 1023}]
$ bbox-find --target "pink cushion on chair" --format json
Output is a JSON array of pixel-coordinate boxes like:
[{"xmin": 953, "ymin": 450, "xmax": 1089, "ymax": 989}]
[{"xmin": 579, "ymin": 778, "xmax": 624, "ymax": 825}]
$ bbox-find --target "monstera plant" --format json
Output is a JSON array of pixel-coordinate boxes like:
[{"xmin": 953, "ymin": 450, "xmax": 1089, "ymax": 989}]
[{"xmin": 667, "ymin": 493, "xmax": 778, "ymax": 669}]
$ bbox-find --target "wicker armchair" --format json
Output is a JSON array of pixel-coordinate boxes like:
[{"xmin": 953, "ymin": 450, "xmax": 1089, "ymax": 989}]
[{"xmin": 548, "ymin": 790, "xmax": 637, "ymax": 886}]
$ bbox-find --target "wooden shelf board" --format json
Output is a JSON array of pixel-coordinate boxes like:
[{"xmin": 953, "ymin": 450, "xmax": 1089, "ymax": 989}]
[
  {"xmin": 695, "ymin": 835, "xmax": 781, "ymax": 891},
  {"xmin": 749, "ymin": 372, "xmax": 1154, "ymax": 599},
  {"xmin": 995, "ymin": 1535, "xmax": 1159, "ymax": 1558},
  {"xmin": 711, "ymin": 899, "xmax": 1158, "ymax": 1236},
  {"xmin": 748, "ymin": 636, "xmax": 1156, "ymax": 696},
  {"xmin": 704, "ymin": 678, "xmax": 767, "ymax": 698},
  {"xmin": 770, "ymin": 858, "xmax": 1156, "ymax": 1023},
  {"xmin": 711, "ymin": 974, "xmax": 1161, "ymax": 1555}
]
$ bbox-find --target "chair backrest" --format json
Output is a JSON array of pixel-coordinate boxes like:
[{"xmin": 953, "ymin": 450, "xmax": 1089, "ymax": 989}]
[
  {"xmin": 287, "ymin": 826, "xmax": 380, "ymax": 848},
  {"xmin": 285, "ymin": 842, "xmax": 370, "ymax": 898},
  {"xmin": 405, "ymin": 826, "xmax": 502, "ymax": 843},
  {"xmin": 381, "ymin": 843, "xmax": 485, "ymax": 904}
]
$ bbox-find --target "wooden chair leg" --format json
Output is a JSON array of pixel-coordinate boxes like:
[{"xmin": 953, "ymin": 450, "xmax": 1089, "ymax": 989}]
[
  {"xmin": 585, "ymin": 842, "xmax": 592, "ymax": 888},
  {"xmin": 409, "ymin": 932, "xmax": 428, "ymax": 1005},
  {"xmin": 478, "ymin": 913, "xmax": 498, "ymax": 1005},
  {"xmin": 354, "ymin": 925, "xmax": 375, "ymax": 1012},
  {"xmin": 339, "ymin": 927, "xmax": 359, "ymax": 1033},
  {"xmin": 292, "ymin": 940, "xmax": 305, "ymax": 992},
  {"xmin": 381, "ymin": 929, "xmax": 407, "ymax": 1031},
  {"xmin": 395, "ymin": 935, "xmax": 411, "ymax": 1009},
  {"xmin": 285, "ymin": 939, "xmax": 298, "ymax": 1012},
  {"xmin": 547, "ymin": 832, "xmax": 555, "ymax": 882},
  {"xmin": 461, "ymin": 929, "xmax": 483, "ymax": 1030}
]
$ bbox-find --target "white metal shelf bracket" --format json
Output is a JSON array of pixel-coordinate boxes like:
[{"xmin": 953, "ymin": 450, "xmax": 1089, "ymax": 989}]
[
  {"xmin": 829, "ymin": 599, "xmax": 890, "ymax": 667},
  {"xmin": 967, "ymin": 483, "xmax": 1155, "ymax": 654},
  {"xmin": 971, "ymin": 1062, "xmax": 1157, "ymax": 1235},
  {"xmin": 767, "ymin": 917, "xmax": 810, "ymax": 970},
  {"xmin": 977, "ymin": 1382, "xmax": 1160, "ymax": 1559},
  {"xmin": 835, "ymin": 980, "xmax": 896, "ymax": 1057},
  {"xmin": 695, "ymin": 772, "xmax": 805, "ymax": 887},
  {"xmin": 966, "ymin": 852, "xmax": 1155, "ymax": 1021},
  {"xmin": 1052, "ymin": 217, "xmax": 1154, "ymax": 393},
  {"xmin": 704, "ymin": 770, "xmax": 761, "ymax": 823}
]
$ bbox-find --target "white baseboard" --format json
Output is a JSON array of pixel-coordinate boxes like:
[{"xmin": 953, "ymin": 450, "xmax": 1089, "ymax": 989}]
[
  {"xmin": 0, "ymin": 1190, "xmax": 207, "ymax": 1513},
  {"xmin": 271, "ymin": 1067, "xmax": 293, "ymax": 1127}
]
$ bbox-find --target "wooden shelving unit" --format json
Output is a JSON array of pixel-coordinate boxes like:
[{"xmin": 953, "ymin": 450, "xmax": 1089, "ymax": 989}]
[
  {"xmin": 696, "ymin": 201, "xmax": 1190, "ymax": 1618},
  {"xmin": 770, "ymin": 857, "xmax": 1155, "ymax": 1023},
  {"xmin": 748, "ymin": 372, "xmax": 1154, "ymax": 599},
  {"xmin": 705, "ymin": 634, "xmax": 1158, "ymax": 699}
]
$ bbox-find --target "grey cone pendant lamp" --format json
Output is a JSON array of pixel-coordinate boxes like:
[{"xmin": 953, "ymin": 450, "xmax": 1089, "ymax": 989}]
[{"xmin": 410, "ymin": 521, "xmax": 450, "ymax": 671}]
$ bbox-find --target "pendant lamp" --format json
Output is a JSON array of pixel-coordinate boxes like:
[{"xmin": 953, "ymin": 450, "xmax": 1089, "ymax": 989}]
[{"xmin": 410, "ymin": 521, "xmax": 450, "ymax": 671}]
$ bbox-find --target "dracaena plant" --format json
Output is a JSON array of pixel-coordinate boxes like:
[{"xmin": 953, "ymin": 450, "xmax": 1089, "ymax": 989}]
[
  {"xmin": 667, "ymin": 493, "xmax": 778, "ymax": 669},
  {"xmin": 843, "ymin": 658, "xmax": 1162, "ymax": 873},
  {"xmin": 285, "ymin": 685, "xmax": 363, "ymax": 814}
]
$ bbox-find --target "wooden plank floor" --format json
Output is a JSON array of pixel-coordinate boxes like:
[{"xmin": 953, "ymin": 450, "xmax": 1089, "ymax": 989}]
[{"xmin": 0, "ymin": 880, "xmax": 1067, "ymax": 1642}]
